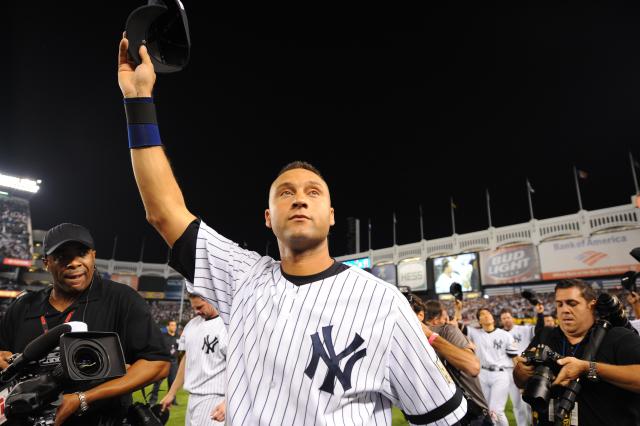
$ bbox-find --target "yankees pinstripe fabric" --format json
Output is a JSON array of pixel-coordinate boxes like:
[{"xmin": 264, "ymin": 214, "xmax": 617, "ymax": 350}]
[
  {"xmin": 467, "ymin": 327, "xmax": 518, "ymax": 368},
  {"xmin": 506, "ymin": 324, "xmax": 535, "ymax": 355},
  {"xmin": 178, "ymin": 315, "xmax": 228, "ymax": 396},
  {"xmin": 170, "ymin": 220, "xmax": 467, "ymax": 425},
  {"xmin": 186, "ymin": 394, "xmax": 225, "ymax": 426}
]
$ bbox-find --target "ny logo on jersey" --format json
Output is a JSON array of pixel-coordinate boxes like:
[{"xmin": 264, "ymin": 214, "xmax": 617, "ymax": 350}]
[
  {"xmin": 493, "ymin": 339, "xmax": 503, "ymax": 350},
  {"xmin": 304, "ymin": 325, "xmax": 367, "ymax": 394},
  {"xmin": 202, "ymin": 335, "xmax": 218, "ymax": 354},
  {"xmin": 513, "ymin": 334, "xmax": 522, "ymax": 344}
]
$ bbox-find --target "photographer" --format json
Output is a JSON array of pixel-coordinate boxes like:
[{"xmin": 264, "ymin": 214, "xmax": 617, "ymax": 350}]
[
  {"xmin": 627, "ymin": 291, "xmax": 640, "ymax": 334},
  {"xmin": 0, "ymin": 223, "xmax": 170, "ymax": 425},
  {"xmin": 420, "ymin": 300, "xmax": 491, "ymax": 426},
  {"xmin": 514, "ymin": 279, "xmax": 640, "ymax": 425}
]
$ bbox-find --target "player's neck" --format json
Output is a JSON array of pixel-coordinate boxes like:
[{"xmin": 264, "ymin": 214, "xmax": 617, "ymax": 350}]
[
  {"xmin": 482, "ymin": 324, "xmax": 495, "ymax": 332},
  {"xmin": 279, "ymin": 242, "xmax": 334, "ymax": 276}
]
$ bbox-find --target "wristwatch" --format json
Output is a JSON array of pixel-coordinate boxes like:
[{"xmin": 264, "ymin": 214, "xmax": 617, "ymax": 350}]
[
  {"xmin": 586, "ymin": 361, "xmax": 599, "ymax": 382},
  {"xmin": 75, "ymin": 391, "xmax": 89, "ymax": 415}
]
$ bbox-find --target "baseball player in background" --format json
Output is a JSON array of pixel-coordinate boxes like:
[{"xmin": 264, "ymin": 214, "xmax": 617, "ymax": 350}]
[
  {"xmin": 117, "ymin": 37, "xmax": 467, "ymax": 425},
  {"xmin": 466, "ymin": 308, "xmax": 518, "ymax": 426},
  {"xmin": 499, "ymin": 307, "xmax": 543, "ymax": 426},
  {"xmin": 160, "ymin": 293, "xmax": 227, "ymax": 425}
]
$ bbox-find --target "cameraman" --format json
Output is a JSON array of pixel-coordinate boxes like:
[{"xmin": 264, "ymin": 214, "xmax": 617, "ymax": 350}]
[
  {"xmin": 0, "ymin": 224, "xmax": 170, "ymax": 425},
  {"xmin": 514, "ymin": 279, "xmax": 640, "ymax": 425}
]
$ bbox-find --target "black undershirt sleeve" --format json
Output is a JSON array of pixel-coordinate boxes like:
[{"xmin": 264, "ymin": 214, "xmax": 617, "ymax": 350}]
[{"xmin": 168, "ymin": 219, "xmax": 201, "ymax": 283}]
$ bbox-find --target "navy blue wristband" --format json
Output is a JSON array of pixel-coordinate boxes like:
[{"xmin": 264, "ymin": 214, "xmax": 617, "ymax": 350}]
[{"xmin": 124, "ymin": 98, "xmax": 162, "ymax": 149}]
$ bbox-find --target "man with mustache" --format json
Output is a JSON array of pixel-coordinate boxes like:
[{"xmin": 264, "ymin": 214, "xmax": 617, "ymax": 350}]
[
  {"xmin": 0, "ymin": 223, "xmax": 170, "ymax": 425},
  {"xmin": 514, "ymin": 279, "xmax": 640, "ymax": 425}
]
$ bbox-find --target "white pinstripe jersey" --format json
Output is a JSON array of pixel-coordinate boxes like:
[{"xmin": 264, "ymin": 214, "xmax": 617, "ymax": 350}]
[
  {"xmin": 178, "ymin": 315, "xmax": 228, "ymax": 396},
  {"xmin": 169, "ymin": 220, "xmax": 467, "ymax": 425},
  {"xmin": 467, "ymin": 327, "xmax": 518, "ymax": 369},
  {"xmin": 504, "ymin": 324, "xmax": 535, "ymax": 355}
]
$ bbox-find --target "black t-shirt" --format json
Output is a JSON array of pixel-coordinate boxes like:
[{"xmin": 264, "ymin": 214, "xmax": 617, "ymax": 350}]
[
  {"xmin": 164, "ymin": 332, "xmax": 180, "ymax": 362},
  {"xmin": 527, "ymin": 325, "xmax": 640, "ymax": 426},
  {"xmin": 0, "ymin": 276, "xmax": 170, "ymax": 425}
]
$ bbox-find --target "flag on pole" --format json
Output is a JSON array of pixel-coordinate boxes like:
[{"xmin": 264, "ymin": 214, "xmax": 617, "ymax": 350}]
[
  {"xmin": 450, "ymin": 197, "xmax": 457, "ymax": 234},
  {"xmin": 485, "ymin": 189, "xmax": 493, "ymax": 228},
  {"xmin": 573, "ymin": 166, "xmax": 584, "ymax": 211},
  {"xmin": 368, "ymin": 218, "xmax": 372, "ymax": 250},
  {"xmin": 527, "ymin": 179, "xmax": 535, "ymax": 194},
  {"xmin": 392, "ymin": 212, "xmax": 397, "ymax": 246},
  {"xmin": 630, "ymin": 152, "xmax": 640, "ymax": 195}
]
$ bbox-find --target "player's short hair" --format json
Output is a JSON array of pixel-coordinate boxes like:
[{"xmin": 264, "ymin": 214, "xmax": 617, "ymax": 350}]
[
  {"xmin": 188, "ymin": 292, "xmax": 204, "ymax": 300},
  {"xmin": 424, "ymin": 300, "xmax": 444, "ymax": 321},
  {"xmin": 277, "ymin": 161, "xmax": 324, "ymax": 181},
  {"xmin": 499, "ymin": 308, "xmax": 513, "ymax": 316},
  {"xmin": 476, "ymin": 307, "xmax": 492, "ymax": 320},
  {"xmin": 555, "ymin": 279, "xmax": 597, "ymax": 303}
]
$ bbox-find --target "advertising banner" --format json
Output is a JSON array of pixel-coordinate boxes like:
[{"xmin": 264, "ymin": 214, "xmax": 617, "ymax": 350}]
[
  {"xmin": 397, "ymin": 259, "xmax": 427, "ymax": 291},
  {"xmin": 110, "ymin": 273, "xmax": 139, "ymax": 290},
  {"xmin": 538, "ymin": 230, "xmax": 640, "ymax": 279},
  {"xmin": 480, "ymin": 244, "xmax": 541, "ymax": 285}
]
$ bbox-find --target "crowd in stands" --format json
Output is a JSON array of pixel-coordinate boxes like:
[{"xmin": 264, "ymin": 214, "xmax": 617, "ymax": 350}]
[{"xmin": 0, "ymin": 196, "xmax": 31, "ymax": 260}]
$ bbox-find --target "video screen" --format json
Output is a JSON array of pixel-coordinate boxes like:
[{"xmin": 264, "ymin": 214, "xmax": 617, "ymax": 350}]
[
  {"xmin": 432, "ymin": 253, "xmax": 480, "ymax": 294},
  {"xmin": 0, "ymin": 195, "xmax": 32, "ymax": 262},
  {"xmin": 342, "ymin": 257, "xmax": 371, "ymax": 269}
]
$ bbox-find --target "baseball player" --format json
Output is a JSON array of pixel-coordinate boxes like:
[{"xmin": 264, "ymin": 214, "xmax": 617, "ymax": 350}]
[
  {"xmin": 499, "ymin": 307, "xmax": 542, "ymax": 426},
  {"xmin": 467, "ymin": 308, "xmax": 518, "ymax": 426},
  {"xmin": 160, "ymin": 294, "xmax": 228, "ymax": 425},
  {"xmin": 117, "ymin": 37, "xmax": 467, "ymax": 425}
]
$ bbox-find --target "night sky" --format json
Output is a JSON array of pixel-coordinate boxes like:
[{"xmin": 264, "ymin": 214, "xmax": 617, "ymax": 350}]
[{"xmin": 4, "ymin": 4, "xmax": 640, "ymax": 263}]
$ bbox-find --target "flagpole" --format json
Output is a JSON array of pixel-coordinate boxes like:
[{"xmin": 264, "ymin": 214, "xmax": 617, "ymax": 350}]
[
  {"xmin": 111, "ymin": 235, "xmax": 118, "ymax": 260},
  {"xmin": 368, "ymin": 218, "xmax": 372, "ymax": 250},
  {"xmin": 419, "ymin": 205, "xmax": 424, "ymax": 240},
  {"xmin": 486, "ymin": 189, "xmax": 492, "ymax": 228},
  {"xmin": 450, "ymin": 197, "xmax": 456, "ymax": 234},
  {"xmin": 392, "ymin": 212, "xmax": 397, "ymax": 246},
  {"xmin": 630, "ymin": 152, "xmax": 640, "ymax": 194},
  {"xmin": 526, "ymin": 179, "xmax": 535, "ymax": 220},
  {"xmin": 139, "ymin": 235, "xmax": 146, "ymax": 262},
  {"xmin": 573, "ymin": 166, "xmax": 584, "ymax": 211}
]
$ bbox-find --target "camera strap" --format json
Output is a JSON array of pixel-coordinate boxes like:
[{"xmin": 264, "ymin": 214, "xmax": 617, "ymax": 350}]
[{"xmin": 40, "ymin": 311, "xmax": 75, "ymax": 333}]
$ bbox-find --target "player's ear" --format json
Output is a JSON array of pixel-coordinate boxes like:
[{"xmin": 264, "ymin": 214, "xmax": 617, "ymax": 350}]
[
  {"xmin": 265, "ymin": 209, "xmax": 272, "ymax": 229},
  {"xmin": 329, "ymin": 207, "xmax": 335, "ymax": 226}
]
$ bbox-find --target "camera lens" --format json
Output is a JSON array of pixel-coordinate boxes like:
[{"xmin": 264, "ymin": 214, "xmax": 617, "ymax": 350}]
[{"xmin": 72, "ymin": 346, "xmax": 103, "ymax": 377}]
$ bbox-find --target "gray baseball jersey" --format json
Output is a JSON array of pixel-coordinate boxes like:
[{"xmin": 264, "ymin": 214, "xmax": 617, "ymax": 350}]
[{"xmin": 169, "ymin": 219, "xmax": 467, "ymax": 425}]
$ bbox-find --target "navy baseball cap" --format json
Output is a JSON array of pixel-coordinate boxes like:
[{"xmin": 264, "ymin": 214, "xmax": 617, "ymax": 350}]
[
  {"xmin": 125, "ymin": 0, "xmax": 191, "ymax": 73},
  {"xmin": 43, "ymin": 223, "xmax": 95, "ymax": 256}
]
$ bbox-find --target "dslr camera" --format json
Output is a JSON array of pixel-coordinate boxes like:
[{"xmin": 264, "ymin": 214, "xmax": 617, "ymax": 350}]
[
  {"xmin": 0, "ymin": 324, "xmax": 126, "ymax": 426},
  {"xmin": 520, "ymin": 344, "xmax": 563, "ymax": 411},
  {"xmin": 620, "ymin": 247, "xmax": 640, "ymax": 293}
]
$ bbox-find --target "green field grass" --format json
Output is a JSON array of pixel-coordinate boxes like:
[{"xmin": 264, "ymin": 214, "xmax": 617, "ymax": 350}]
[{"xmin": 134, "ymin": 380, "xmax": 516, "ymax": 425}]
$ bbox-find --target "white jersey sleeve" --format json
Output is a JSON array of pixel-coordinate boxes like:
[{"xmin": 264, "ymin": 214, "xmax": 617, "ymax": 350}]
[
  {"xmin": 169, "ymin": 219, "xmax": 263, "ymax": 326},
  {"xmin": 384, "ymin": 297, "xmax": 467, "ymax": 425}
]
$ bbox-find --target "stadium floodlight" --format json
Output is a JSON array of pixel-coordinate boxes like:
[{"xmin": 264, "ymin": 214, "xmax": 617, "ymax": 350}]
[{"xmin": 0, "ymin": 173, "xmax": 41, "ymax": 193}]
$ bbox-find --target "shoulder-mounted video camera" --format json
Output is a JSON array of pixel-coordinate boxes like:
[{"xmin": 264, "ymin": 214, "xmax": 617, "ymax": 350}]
[{"xmin": 0, "ymin": 322, "xmax": 126, "ymax": 426}]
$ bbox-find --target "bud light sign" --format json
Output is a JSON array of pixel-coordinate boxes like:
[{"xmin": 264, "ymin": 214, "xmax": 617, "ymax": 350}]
[{"xmin": 479, "ymin": 245, "xmax": 541, "ymax": 285}]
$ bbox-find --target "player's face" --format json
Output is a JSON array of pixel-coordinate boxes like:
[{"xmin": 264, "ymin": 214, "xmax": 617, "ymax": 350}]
[
  {"xmin": 500, "ymin": 312, "xmax": 514, "ymax": 330},
  {"xmin": 266, "ymin": 168, "xmax": 335, "ymax": 252},
  {"xmin": 190, "ymin": 297, "xmax": 219, "ymax": 320},
  {"xmin": 44, "ymin": 242, "xmax": 96, "ymax": 295},
  {"xmin": 544, "ymin": 316, "xmax": 556, "ymax": 327},
  {"xmin": 167, "ymin": 321, "xmax": 177, "ymax": 334},
  {"xmin": 555, "ymin": 287, "xmax": 595, "ymax": 338},
  {"xmin": 478, "ymin": 309, "xmax": 494, "ymax": 327},
  {"xmin": 416, "ymin": 310, "xmax": 425, "ymax": 322}
]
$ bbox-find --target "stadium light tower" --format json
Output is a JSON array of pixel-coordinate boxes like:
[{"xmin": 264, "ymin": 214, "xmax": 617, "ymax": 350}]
[{"xmin": 0, "ymin": 172, "xmax": 41, "ymax": 194}]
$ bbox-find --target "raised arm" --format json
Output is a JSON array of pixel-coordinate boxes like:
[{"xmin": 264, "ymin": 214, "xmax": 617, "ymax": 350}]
[{"xmin": 117, "ymin": 35, "xmax": 195, "ymax": 246}]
